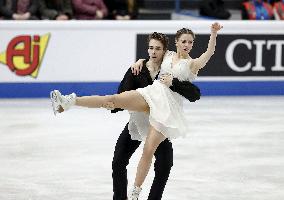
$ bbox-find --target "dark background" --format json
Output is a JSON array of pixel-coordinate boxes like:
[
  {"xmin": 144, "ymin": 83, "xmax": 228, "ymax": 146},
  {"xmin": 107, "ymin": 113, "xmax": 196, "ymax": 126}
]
[{"xmin": 136, "ymin": 34, "xmax": 284, "ymax": 76}]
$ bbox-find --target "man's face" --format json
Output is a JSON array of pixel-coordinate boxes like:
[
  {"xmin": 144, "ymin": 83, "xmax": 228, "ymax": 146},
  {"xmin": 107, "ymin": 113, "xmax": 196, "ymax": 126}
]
[{"xmin": 148, "ymin": 39, "xmax": 165, "ymax": 63}]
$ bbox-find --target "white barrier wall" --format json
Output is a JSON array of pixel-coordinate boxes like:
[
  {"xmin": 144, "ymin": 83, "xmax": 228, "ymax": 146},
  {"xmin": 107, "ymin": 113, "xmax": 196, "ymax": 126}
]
[{"xmin": 0, "ymin": 21, "xmax": 283, "ymax": 97}]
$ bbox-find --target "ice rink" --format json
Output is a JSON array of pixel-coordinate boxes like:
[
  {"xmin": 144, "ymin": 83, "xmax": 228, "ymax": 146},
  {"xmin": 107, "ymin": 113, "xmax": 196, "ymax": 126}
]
[{"xmin": 0, "ymin": 96, "xmax": 284, "ymax": 200}]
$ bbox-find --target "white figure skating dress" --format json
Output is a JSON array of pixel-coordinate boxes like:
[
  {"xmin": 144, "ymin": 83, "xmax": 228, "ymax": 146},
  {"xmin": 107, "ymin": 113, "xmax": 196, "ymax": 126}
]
[{"xmin": 128, "ymin": 51, "xmax": 197, "ymax": 141}]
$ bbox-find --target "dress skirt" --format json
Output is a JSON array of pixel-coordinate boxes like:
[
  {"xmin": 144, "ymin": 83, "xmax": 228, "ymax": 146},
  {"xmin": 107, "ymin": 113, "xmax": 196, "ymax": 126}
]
[{"xmin": 128, "ymin": 80, "xmax": 189, "ymax": 141}]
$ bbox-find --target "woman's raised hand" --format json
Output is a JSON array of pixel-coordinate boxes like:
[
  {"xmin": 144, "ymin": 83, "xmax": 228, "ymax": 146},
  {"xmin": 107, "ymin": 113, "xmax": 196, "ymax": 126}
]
[{"xmin": 211, "ymin": 22, "xmax": 223, "ymax": 33}]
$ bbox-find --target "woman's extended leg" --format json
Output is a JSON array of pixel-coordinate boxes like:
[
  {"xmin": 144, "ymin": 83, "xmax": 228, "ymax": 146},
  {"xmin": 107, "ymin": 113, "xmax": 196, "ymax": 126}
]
[
  {"xmin": 76, "ymin": 91, "xmax": 149, "ymax": 112},
  {"xmin": 129, "ymin": 126, "xmax": 166, "ymax": 199},
  {"xmin": 51, "ymin": 90, "xmax": 149, "ymax": 114}
]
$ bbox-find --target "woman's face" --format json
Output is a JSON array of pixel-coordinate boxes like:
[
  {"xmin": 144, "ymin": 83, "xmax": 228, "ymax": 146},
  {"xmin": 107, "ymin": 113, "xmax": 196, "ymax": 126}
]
[
  {"xmin": 176, "ymin": 33, "xmax": 194, "ymax": 56},
  {"xmin": 148, "ymin": 39, "xmax": 165, "ymax": 63}
]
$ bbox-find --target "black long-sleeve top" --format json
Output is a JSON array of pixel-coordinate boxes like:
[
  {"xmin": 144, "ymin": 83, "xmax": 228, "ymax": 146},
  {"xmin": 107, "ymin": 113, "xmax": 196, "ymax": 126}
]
[{"xmin": 112, "ymin": 61, "xmax": 201, "ymax": 113}]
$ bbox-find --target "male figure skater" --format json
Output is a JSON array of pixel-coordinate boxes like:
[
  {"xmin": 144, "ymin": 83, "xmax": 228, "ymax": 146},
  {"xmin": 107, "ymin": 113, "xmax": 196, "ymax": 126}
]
[{"xmin": 111, "ymin": 32, "xmax": 201, "ymax": 200}]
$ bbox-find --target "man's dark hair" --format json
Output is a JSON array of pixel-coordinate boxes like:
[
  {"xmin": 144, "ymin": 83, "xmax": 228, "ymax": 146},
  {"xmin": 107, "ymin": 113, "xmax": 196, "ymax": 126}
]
[{"xmin": 148, "ymin": 32, "xmax": 169, "ymax": 50}]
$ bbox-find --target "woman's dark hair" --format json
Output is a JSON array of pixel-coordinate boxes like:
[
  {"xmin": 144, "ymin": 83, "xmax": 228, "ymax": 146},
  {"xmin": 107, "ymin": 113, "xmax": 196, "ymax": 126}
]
[
  {"xmin": 175, "ymin": 28, "xmax": 195, "ymax": 41},
  {"xmin": 148, "ymin": 32, "xmax": 169, "ymax": 50}
]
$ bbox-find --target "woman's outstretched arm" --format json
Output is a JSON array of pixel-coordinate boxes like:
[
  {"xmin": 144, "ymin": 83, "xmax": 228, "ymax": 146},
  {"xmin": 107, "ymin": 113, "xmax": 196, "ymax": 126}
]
[{"xmin": 190, "ymin": 22, "xmax": 223, "ymax": 75}]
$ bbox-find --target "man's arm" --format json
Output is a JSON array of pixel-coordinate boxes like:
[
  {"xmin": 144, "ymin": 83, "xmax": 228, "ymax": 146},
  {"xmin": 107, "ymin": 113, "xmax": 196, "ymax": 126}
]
[
  {"xmin": 116, "ymin": 60, "xmax": 149, "ymax": 94},
  {"xmin": 170, "ymin": 79, "xmax": 201, "ymax": 102},
  {"xmin": 160, "ymin": 74, "xmax": 201, "ymax": 102}
]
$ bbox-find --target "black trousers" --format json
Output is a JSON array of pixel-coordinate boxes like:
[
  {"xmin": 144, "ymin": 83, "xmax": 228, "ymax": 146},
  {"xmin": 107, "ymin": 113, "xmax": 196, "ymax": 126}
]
[{"xmin": 112, "ymin": 123, "xmax": 173, "ymax": 200}]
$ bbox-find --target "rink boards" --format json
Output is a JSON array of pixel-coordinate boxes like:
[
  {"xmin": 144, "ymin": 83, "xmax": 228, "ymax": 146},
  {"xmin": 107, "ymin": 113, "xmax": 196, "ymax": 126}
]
[{"xmin": 0, "ymin": 21, "xmax": 283, "ymax": 97}]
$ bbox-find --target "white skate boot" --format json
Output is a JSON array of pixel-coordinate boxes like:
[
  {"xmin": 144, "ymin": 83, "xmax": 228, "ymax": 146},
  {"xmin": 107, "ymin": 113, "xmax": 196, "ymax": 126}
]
[
  {"xmin": 128, "ymin": 185, "xmax": 142, "ymax": 200},
  {"xmin": 50, "ymin": 90, "xmax": 76, "ymax": 115}
]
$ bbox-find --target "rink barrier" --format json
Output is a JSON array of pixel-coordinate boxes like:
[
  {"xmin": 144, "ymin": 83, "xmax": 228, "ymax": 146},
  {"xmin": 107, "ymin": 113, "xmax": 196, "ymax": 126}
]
[
  {"xmin": 0, "ymin": 81, "xmax": 283, "ymax": 98},
  {"xmin": 0, "ymin": 21, "xmax": 283, "ymax": 97}
]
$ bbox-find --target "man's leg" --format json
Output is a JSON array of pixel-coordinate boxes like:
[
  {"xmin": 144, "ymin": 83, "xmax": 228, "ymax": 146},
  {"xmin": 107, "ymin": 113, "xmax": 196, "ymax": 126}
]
[
  {"xmin": 112, "ymin": 123, "xmax": 141, "ymax": 200},
  {"xmin": 147, "ymin": 139, "xmax": 173, "ymax": 200}
]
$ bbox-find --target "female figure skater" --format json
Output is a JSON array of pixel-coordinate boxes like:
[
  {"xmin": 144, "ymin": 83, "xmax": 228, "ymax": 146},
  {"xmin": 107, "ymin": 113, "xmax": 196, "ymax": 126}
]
[
  {"xmin": 111, "ymin": 32, "xmax": 200, "ymax": 200},
  {"xmin": 50, "ymin": 22, "xmax": 222, "ymax": 200}
]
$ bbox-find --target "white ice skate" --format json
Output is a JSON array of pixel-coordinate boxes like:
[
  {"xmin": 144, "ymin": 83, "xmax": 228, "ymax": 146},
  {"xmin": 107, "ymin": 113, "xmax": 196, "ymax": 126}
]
[
  {"xmin": 50, "ymin": 90, "xmax": 76, "ymax": 115},
  {"xmin": 128, "ymin": 185, "xmax": 142, "ymax": 200}
]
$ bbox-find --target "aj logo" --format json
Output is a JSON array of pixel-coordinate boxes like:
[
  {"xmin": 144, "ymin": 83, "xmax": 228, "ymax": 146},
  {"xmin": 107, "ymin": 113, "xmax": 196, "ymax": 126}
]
[{"xmin": 0, "ymin": 34, "xmax": 50, "ymax": 78}]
